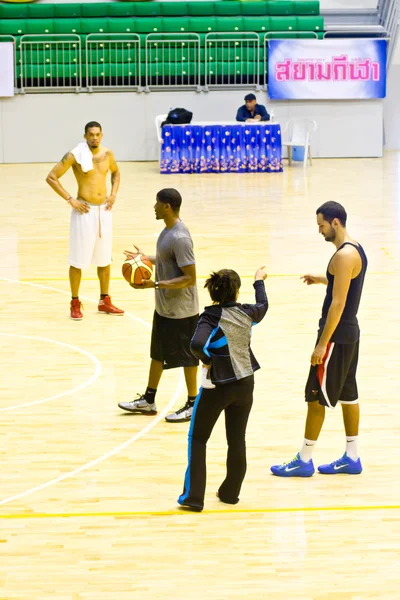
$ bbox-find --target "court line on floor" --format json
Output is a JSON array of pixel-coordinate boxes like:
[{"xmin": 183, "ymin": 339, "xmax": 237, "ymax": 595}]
[
  {"xmin": 0, "ymin": 504, "xmax": 399, "ymax": 519},
  {"xmin": 0, "ymin": 373, "xmax": 184, "ymax": 507},
  {"xmin": 0, "ymin": 333, "xmax": 102, "ymax": 411},
  {"xmin": 0, "ymin": 277, "xmax": 185, "ymax": 507},
  {"xmin": 0, "ymin": 277, "xmax": 151, "ymax": 328},
  {"xmin": 1, "ymin": 271, "xmax": 397, "ymax": 283}
]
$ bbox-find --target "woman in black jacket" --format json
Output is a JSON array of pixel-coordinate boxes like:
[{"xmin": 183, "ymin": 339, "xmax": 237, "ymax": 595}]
[{"xmin": 178, "ymin": 266, "xmax": 268, "ymax": 512}]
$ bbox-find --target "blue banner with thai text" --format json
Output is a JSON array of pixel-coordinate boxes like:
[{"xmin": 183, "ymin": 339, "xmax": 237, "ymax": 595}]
[{"xmin": 268, "ymin": 39, "xmax": 387, "ymax": 100}]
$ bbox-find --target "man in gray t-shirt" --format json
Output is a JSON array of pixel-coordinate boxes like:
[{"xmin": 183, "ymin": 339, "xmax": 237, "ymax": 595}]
[
  {"xmin": 118, "ymin": 188, "xmax": 199, "ymax": 423},
  {"xmin": 155, "ymin": 220, "xmax": 199, "ymax": 319}
]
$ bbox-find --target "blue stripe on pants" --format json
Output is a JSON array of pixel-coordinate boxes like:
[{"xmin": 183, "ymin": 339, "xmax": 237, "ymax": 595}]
[{"xmin": 178, "ymin": 388, "xmax": 203, "ymax": 504}]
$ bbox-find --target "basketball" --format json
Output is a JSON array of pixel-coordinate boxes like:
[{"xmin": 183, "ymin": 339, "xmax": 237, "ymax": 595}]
[{"xmin": 122, "ymin": 254, "xmax": 153, "ymax": 285}]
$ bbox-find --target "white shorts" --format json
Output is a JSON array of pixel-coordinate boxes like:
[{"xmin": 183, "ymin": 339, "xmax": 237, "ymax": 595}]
[{"xmin": 69, "ymin": 202, "xmax": 113, "ymax": 270}]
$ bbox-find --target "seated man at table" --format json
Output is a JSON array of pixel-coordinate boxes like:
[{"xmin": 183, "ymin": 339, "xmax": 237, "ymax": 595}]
[{"xmin": 236, "ymin": 93, "xmax": 270, "ymax": 123}]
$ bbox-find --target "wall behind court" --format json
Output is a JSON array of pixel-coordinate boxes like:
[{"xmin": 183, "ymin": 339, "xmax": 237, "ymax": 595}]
[
  {"xmin": 384, "ymin": 33, "xmax": 400, "ymax": 150},
  {"xmin": 0, "ymin": 91, "xmax": 384, "ymax": 162}
]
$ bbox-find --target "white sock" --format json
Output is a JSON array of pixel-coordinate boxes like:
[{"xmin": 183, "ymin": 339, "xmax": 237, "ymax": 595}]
[
  {"xmin": 299, "ymin": 438, "xmax": 316, "ymax": 462},
  {"xmin": 346, "ymin": 436, "xmax": 358, "ymax": 461}
]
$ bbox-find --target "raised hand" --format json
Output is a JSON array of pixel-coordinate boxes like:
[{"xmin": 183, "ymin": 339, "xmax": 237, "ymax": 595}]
[{"xmin": 255, "ymin": 266, "xmax": 268, "ymax": 281}]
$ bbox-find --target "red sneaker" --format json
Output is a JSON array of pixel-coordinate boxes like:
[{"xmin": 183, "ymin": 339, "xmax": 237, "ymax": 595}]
[
  {"xmin": 98, "ymin": 295, "xmax": 124, "ymax": 315},
  {"xmin": 70, "ymin": 298, "xmax": 83, "ymax": 320}
]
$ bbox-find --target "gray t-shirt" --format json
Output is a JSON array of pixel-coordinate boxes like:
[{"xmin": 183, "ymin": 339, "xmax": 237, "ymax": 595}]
[{"xmin": 155, "ymin": 220, "xmax": 199, "ymax": 319}]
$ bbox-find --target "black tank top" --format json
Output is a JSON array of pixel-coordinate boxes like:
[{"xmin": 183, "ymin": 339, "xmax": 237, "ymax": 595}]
[{"xmin": 319, "ymin": 242, "xmax": 368, "ymax": 344}]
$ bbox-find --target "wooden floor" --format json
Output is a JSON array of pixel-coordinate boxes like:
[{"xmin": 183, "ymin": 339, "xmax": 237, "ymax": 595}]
[{"xmin": 0, "ymin": 154, "xmax": 399, "ymax": 599}]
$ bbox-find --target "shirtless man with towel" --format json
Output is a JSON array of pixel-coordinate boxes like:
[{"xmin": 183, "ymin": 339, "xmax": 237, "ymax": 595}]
[{"xmin": 46, "ymin": 121, "xmax": 124, "ymax": 320}]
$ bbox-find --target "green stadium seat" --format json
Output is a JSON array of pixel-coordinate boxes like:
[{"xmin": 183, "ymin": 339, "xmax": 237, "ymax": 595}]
[
  {"xmin": 267, "ymin": 1, "xmax": 295, "ymax": 15},
  {"xmin": 22, "ymin": 63, "xmax": 79, "ymax": 79},
  {"xmin": 269, "ymin": 16, "xmax": 297, "ymax": 31},
  {"xmin": 88, "ymin": 63, "xmax": 111, "ymax": 78},
  {"xmin": 161, "ymin": 18, "xmax": 190, "ymax": 33},
  {"xmin": 296, "ymin": 16, "xmax": 324, "ymax": 31},
  {"xmin": 147, "ymin": 62, "xmax": 198, "ymax": 77},
  {"xmin": 53, "ymin": 19, "xmax": 82, "ymax": 34},
  {"xmin": 0, "ymin": 20, "xmax": 27, "ymax": 35},
  {"xmin": 187, "ymin": 2, "xmax": 215, "ymax": 16},
  {"xmin": 242, "ymin": 16, "xmax": 271, "ymax": 32},
  {"xmin": 108, "ymin": 3, "xmax": 135, "ymax": 17},
  {"xmin": 188, "ymin": 17, "xmax": 217, "ymax": 32},
  {"xmin": 27, "ymin": 5, "xmax": 55, "ymax": 19},
  {"xmin": 208, "ymin": 47, "xmax": 239, "ymax": 61},
  {"xmin": 54, "ymin": 4, "xmax": 82, "ymax": 18},
  {"xmin": 161, "ymin": 2, "xmax": 188, "ymax": 17},
  {"xmin": 294, "ymin": 1, "xmax": 320, "ymax": 15},
  {"xmin": 133, "ymin": 2, "xmax": 162, "ymax": 17},
  {"xmin": 215, "ymin": 2, "xmax": 241, "ymax": 16},
  {"xmin": 108, "ymin": 18, "xmax": 135, "ymax": 34},
  {"xmin": 146, "ymin": 47, "xmax": 191, "ymax": 62},
  {"xmin": 120, "ymin": 63, "xmax": 142, "ymax": 77},
  {"xmin": 10, "ymin": 1, "xmax": 323, "ymax": 88},
  {"xmin": 208, "ymin": 62, "xmax": 238, "ymax": 76},
  {"xmin": 81, "ymin": 3, "xmax": 110, "ymax": 18},
  {"xmin": 87, "ymin": 46, "xmax": 137, "ymax": 62},
  {"xmin": 135, "ymin": 18, "xmax": 162, "ymax": 34},
  {"xmin": 26, "ymin": 19, "xmax": 55, "ymax": 35},
  {"xmin": 240, "ymin": 2, "xmax": 268, "ymax": 16},
  {"xmin": 215, "ymin": 17, "xmax": 244, "ymax": 32},
  {"xmin": 25, "ymin": 48, "xmax": 70, "ymax": 63},
  {"xmin": 0, "ymin": 4, "xmax": 29, "ymax": 19},
  {"xmin": 81, "ymin": 18, "xmax": 110, "ymax": 34}
]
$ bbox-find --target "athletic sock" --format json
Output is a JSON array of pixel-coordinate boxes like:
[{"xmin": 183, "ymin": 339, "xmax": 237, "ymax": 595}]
[
  {"xmin": 72, "ymin": 296, "xmax": 79, "ymax": 300},
  {"xmin": 144, "ymin": 387, "xmax": 157, "ymax": 404},
  {"xmin": 299, "ymin": 438, "xmax": 317, "ymax": 462},
  {"xmin": 346, "ymin": 436, "xmax": 358, "ymax": 461},
  {"xmin": 100, "ymin": 294, "xmax": 108, "ymax": 299},
  {"xmin": 188, "ymin": 395, "xmax": 197, "ymax": 406}
]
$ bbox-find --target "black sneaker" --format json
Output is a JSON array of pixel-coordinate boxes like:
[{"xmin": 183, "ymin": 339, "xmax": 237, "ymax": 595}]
[{"xmin": 165, "ymin": 400, "xmax": 193, "ymax": 423}]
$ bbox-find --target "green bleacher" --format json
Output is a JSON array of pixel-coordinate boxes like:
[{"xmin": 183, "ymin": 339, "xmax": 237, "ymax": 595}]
[{"xmin": 0, "ymin": 1, "xmax": 323, "ymax": 90}]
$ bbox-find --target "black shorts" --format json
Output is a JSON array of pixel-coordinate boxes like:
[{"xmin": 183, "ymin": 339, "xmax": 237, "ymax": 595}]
[
  {"xmin": 150, "ymin": 311, "xmax": 199, "ymax": 369},
  {"xmin": 305, "ymin": 339, "xmax": 359, "ymax": 409}
]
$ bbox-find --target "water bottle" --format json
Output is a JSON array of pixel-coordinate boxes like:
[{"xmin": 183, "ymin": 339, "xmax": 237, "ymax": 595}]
[{"xmin": 270, "ymin": 109, "xmax": 275, "ymax": 123}]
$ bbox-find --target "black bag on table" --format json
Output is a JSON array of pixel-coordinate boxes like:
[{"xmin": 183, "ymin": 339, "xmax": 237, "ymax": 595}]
[{"xmin": 161, "ymin": 108, "xmax": 193, "ymax": 127}]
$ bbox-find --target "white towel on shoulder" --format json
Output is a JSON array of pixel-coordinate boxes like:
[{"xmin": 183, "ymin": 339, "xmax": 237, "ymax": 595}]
[{"xmin": 71, "ymin": 141, "xmax": 93, "ymax": 173}]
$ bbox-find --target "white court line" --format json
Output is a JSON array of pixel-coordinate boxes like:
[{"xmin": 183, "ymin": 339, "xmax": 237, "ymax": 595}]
[
  {"xmin": 0, "ymin": 372, "xmax": 184, "ymax": 507},
  {"xmin": 0, "ymin": 333, "xmax": 102, "ymax": 412},
  {"xmin": 0, "ymin": 277, "xmax": 151, "ymax": 329},
  {"xmin": 0, "ymin": 277, "xmax": 184, "ymax": 507}
]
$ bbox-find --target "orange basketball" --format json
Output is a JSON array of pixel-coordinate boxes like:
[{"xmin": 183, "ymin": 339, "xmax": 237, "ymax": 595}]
[{"xmin": 122, "ymin": 255, "xmax": 153, "ymax": 285}]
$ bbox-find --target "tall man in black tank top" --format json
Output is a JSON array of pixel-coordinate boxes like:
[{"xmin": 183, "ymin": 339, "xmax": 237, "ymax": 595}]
[{"xmin": 271, "ymin": 202, "xmax": 368, "ymax": 477}]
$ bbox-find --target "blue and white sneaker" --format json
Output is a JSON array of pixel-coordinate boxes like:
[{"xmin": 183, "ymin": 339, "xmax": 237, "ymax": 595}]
[
  {"xmin": 270, "ymin": 453, "xmax": 315, "ymax": 478},
  {"xmin": 318, "ymin": 452, "xmax": 362, "ymax": 475}
]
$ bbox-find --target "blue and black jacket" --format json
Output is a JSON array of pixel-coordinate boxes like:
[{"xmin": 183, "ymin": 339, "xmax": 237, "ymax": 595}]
[{"xmin": 190, "ymin": 280, "xmax": 268, "ymax": 385}]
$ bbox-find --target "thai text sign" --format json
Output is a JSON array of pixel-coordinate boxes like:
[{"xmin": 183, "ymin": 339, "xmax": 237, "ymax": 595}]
[{"xmin": 268, "ymin": 39, "xmax": 387, "ymax": 99}]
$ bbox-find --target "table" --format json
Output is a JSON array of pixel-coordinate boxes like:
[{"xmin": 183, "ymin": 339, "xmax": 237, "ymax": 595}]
[{"xmin": 160, "ymin": 122, "xmax": 283, "ymax": 174}]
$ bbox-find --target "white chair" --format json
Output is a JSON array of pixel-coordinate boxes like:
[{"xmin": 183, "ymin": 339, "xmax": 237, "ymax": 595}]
[
  {"xmin": 282, "ymin": 118, "xmax": 317, "ymax": 168},
  {"xmin": 155, "ymin": 114, "xmax": 168, "ymax": 143}
]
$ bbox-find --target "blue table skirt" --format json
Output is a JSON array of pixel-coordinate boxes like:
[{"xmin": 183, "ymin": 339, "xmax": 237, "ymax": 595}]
[{"xmin": 160, "ymin": 123, "xmax": 283, "ymax": 174}]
